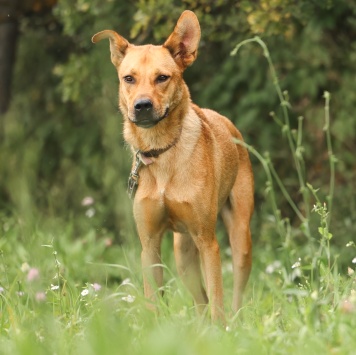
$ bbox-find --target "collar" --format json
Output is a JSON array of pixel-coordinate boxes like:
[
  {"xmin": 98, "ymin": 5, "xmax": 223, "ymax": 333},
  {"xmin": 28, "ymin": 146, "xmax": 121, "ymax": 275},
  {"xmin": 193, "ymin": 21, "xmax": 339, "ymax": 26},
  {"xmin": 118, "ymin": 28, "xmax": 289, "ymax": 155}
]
[
  {"xmin": 137, "ymin": 128, "xmax": 182, "ymax": 165},
  {"xmin": 140, "ymin": 135, "xmax": 179, "ymax": 159}
]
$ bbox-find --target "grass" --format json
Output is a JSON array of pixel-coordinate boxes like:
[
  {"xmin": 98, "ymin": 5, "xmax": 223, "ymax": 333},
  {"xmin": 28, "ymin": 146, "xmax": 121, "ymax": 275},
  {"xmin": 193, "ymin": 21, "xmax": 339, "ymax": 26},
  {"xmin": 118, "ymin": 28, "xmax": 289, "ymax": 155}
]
[
  {"xmin": 1, "ymin": 38, "xmax": 356, "ymax": 354},
  {"xmin": 0, "ymin": 219, "xmax": 355, "ymax": 355}
]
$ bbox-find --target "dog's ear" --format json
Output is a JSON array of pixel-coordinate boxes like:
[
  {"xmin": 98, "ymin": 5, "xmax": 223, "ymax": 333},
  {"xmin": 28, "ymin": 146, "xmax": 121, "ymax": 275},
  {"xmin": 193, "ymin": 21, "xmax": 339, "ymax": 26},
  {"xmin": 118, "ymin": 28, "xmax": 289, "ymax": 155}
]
[
  {"xmin": 163, "ymin": 11, "xmax": 201, "ymax": 69},
  {"xmin": 92, "ymin": 30, "xmax": 130, "ymax": 67}
]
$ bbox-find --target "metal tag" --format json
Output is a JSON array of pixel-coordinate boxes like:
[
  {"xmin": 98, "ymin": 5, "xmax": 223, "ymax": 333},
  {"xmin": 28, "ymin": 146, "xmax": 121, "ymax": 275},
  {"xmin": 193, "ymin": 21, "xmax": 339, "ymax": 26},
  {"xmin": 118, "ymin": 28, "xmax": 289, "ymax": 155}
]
[{"xmin": 127, "ymin": 152, "xmax": 143, "ymax": 199}]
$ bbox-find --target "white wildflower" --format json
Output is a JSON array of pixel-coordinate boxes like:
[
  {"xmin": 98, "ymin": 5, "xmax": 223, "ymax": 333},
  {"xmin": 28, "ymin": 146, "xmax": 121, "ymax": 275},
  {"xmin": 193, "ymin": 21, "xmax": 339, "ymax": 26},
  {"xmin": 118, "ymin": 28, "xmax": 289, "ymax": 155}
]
[
  {"xmin": 265, "ymin": 260, "xmax": 281, "ymax": 274},
  {"xmin": 121, "ymin": 278, "xmax": 131, "ymax": 285},
  {"xmin": 122, "ymin": 295, "xmax": 135, "ymax": 303},
  {"xmin": 311, "ymin": 291, "xmax": 318, "ymax": 300},
  {"xmin": 81, "ymin": 289, "xmax": 89, "ymax": 296},
  {"xmin": 85, "ymin": 208, "xmax": 95, "ymax": 218},
  {"xmin": 291, "ymin": 258, "xmax": 301, "ymax": 269}
]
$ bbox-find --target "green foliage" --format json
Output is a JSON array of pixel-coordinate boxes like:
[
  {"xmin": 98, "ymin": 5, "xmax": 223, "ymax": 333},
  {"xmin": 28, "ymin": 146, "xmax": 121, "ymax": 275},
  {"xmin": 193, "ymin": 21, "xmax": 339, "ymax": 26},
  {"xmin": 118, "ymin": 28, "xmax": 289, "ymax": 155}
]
[{"xmin": 2, "ymin": 1, "xmax": 356, "ymax": 238}]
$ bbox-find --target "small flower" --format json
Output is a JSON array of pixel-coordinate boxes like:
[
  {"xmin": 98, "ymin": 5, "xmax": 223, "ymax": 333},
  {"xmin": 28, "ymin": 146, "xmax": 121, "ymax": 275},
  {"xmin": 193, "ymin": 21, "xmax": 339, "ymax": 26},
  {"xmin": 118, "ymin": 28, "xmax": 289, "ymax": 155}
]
[
  {"xmin": 21, "ymin": 262, "xmax": 30, "ymax": 272},
  {"xmin": 0, "ymin": 286, "xmax": 4, "ymax": 293},
  {"xmin": 179, "ymin": 307, "xmax": 187, "ymax": 318},
  {"xmin": 223, "ymin": 262, "xmax": 233, "ymax": 273},
  {"xmin": 340, "ymin": 299, "xmax": 355, "ymax": 314},
  {"xmin": 265, "ymin": 265, "xmax": 274, "ymax": 274},
  {"xmin": 265, "ymin": 260, "xmax": 282, "ymax": 274},
  {"xmin": 85, "ymin": 208, "xmax": 96, "ymax": 218},
  {"xmin": 35, "ymin": 292, "xmax": 46, "ymax": 302},
  {"xmin": 16, "ymin": 291, "xmax": 25, "ymax": 297},
  {"xmin": 121, "ymin": 278, "xmax": 131, "ymax": 285},
  {"xmin": 81, "ymin": 289, "xmax": 89, "ymax": 296},
  {"xmin": 352, "ymin": 257, "xmax": 356, "ymax": 264},
  {"xmin": 291, "ymin": 258, "xmax": 301, "ymax": 269},
  {"xmin": 122, "ymin": 295, "xmax": 135, "ymax": 303},
  {"xmin": 50, "ymin": 284, "xmax": 59, "ymax": 291},
  {"xmin": 225, "ymin": 247, "xmax": 232, "ymax": 256},
  {"xmin": 35, "ymin": 331, "xmax": 45, "ymax": 343},
  {"xmin": 311, "ymin": 290, "xmax": 318, "ymax": 300},
  {"xmin": 91, "ymin": 283, "xmax": 101, "ymax": 292},
  {"xmin": 27, "ymin": 268, "xmax": 40, "ymax": 282},
  {"xmin": 81, "ymin": 196, "xmax": 94, "ymax": 206},
  {"xmin": 104, "ymin": 238, "xmax": 113, "ymax": 247}
]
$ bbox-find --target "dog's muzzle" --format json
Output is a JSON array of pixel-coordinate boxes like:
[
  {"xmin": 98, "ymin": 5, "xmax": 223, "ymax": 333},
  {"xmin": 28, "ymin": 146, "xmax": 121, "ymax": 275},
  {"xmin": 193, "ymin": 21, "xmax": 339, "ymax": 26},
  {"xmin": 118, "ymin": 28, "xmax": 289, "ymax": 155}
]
[{"xmin": 131, "ymin": 99, "xmax": 169, "ymax": 128}]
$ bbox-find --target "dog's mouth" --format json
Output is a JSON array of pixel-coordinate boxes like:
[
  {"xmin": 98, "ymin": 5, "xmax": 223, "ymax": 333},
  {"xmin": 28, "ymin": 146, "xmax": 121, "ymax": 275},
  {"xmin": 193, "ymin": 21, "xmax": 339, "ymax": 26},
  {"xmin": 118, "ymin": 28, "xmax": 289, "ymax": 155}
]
[{"xmin": 131, "ymin": 107, "xmax": 169, "ymax": 129}]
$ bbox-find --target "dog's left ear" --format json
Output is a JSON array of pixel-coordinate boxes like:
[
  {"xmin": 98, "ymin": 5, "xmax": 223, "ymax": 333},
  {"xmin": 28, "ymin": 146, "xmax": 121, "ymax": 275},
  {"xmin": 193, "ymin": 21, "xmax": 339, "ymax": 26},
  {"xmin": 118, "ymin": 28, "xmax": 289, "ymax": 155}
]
[{"xmin": 163, "ymin": 10, "xmax": 201, "ymax": 69}]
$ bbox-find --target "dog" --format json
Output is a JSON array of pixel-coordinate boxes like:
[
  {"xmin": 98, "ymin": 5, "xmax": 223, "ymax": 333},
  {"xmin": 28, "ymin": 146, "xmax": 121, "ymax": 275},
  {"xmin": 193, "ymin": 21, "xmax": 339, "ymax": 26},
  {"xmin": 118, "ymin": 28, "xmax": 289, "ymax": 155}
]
[{"xmin": 92, "ymin": 10, "xmax": 254, "ymax": 322}]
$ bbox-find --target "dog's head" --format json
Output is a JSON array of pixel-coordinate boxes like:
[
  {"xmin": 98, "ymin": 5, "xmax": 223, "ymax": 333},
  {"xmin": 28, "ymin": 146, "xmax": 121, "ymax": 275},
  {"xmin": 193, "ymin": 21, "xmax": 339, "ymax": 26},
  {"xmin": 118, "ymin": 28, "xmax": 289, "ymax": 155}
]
[{"xmin": 92, "ymin": 11, "xmax": 201, "ymax": 130}]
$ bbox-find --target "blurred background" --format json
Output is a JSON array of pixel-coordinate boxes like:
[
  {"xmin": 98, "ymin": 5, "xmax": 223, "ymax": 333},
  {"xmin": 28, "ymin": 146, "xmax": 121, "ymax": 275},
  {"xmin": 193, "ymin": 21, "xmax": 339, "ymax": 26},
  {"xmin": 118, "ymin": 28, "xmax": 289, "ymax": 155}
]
[{"xmin": 0, "ymin": 0, "xmax": 355, "ymax": 265}]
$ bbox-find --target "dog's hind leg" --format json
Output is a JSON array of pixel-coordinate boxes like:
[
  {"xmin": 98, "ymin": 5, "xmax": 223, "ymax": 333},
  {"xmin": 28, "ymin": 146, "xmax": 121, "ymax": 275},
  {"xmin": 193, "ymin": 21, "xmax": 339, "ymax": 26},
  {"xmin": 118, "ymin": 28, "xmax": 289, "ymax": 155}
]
[
  {"xmin": 193, "ymin": 230, "xmax": 225, "ymax": 323},
  {"xmin": 221, "ymin": 169, "xmax": 253, "ymax": 313},
  {"xmin": 174, "ymin": 232, "xmax": 208, "ymax": 313}
]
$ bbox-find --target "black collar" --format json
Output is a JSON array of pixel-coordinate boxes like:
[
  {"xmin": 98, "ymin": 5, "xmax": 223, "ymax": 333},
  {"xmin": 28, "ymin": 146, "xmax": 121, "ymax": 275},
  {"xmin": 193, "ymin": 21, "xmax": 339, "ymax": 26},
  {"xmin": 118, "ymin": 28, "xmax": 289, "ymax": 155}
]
[{"xmin": 139, "ymin": 129, "xmax": 181, "ymax": 159}]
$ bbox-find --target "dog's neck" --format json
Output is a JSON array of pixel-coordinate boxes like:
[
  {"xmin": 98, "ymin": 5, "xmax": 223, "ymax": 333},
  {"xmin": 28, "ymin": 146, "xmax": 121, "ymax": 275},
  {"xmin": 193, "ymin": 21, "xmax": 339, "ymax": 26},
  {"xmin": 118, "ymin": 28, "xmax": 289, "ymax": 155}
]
[
  {"xmin": 136, "ymin": 129, "xmax": 181, "ymax": 165},
  {"xmin": 139, "ymin": 130, "xmax": 181, "ymax": 158}
]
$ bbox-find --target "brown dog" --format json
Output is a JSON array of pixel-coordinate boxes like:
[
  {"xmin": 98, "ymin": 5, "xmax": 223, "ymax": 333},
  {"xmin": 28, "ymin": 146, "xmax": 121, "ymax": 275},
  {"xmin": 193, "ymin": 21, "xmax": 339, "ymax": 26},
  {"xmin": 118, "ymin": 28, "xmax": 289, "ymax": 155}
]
[{"xmin": 92, "ymin": 10, "xmax": 254, "ymax": 322}]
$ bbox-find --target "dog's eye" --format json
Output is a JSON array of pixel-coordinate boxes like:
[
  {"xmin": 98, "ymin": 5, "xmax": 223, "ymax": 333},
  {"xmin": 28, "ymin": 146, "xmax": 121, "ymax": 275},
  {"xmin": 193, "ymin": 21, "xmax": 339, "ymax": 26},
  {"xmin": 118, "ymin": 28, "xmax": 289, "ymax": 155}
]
[
  {"xmin": 156, "ymin": 75, "xmax": 169, "ymax": 83},
  {"xmin": 123, "ymin": 75, "xmax": 135, "ymax": 83}
]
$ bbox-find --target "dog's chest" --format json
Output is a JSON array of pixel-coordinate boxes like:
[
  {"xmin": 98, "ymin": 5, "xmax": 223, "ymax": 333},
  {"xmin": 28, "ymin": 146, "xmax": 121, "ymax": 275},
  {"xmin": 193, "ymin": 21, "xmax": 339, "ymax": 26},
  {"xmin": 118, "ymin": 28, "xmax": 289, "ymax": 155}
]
[{"xmin": 135, "ymin": 165, "xmax": 204, "ymax": 235}]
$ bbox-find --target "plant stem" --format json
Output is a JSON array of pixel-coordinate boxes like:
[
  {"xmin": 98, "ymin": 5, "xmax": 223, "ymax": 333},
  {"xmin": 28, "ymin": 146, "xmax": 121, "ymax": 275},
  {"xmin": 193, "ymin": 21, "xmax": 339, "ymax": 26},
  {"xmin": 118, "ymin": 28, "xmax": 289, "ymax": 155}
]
[
  {"xmin": 323, "ymin": 91, "xmax": 335, "ymax": 222},
  {"xmin": 234, "ymin": 139, "xmax": 285, "ymax": 238},
  {"xmin": 232, "ymin": 37, "xmax": 311, "ymax": 237}
]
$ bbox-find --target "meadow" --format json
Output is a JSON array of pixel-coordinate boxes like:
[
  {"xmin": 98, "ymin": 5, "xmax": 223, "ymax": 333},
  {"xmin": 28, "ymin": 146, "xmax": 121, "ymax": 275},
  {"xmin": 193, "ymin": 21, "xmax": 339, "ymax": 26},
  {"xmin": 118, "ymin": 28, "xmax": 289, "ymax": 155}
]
[
  {"xmin": 1, "ymin": 196, "xmax": 356, "ymax": 355},
  {"xmin": 1, "ymin": 35, "xmax": 356, "ymax": 354}
]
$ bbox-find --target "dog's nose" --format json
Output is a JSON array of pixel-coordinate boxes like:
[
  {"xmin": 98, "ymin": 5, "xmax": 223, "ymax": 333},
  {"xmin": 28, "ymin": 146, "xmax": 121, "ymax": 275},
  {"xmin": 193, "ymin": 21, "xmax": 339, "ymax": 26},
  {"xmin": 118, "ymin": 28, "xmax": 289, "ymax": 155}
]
[{"xmin": 134, "ymin": 99, "xmax": 153, "ymax": 112}]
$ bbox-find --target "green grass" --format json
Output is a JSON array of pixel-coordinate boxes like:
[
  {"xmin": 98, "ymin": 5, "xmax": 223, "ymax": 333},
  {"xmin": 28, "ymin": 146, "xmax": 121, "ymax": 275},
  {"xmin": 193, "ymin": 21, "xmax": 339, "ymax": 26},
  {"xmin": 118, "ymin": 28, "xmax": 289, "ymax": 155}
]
[
  {"xmin": 1, "ymin": 37, "xmax": 356, "ymax": 354},
  {"xmin": 0, "ymin": 217, "xmax": 355, "ymax": 355}
]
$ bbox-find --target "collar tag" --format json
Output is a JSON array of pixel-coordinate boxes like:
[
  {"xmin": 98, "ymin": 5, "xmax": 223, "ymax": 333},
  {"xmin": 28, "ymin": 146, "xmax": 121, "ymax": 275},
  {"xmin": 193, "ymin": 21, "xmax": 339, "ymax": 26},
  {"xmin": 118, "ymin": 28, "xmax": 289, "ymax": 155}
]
[{"xmin": 127, "ymin": 152, "xmax": 143, "ymax": 199}]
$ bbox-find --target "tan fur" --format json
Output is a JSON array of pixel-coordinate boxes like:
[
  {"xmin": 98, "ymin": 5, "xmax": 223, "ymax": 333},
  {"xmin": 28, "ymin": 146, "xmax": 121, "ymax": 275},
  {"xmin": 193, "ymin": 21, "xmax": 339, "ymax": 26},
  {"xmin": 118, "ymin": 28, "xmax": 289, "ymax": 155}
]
[{"xmin": 92, "ymin": 10, "xmax": 254, "ymax": 323}]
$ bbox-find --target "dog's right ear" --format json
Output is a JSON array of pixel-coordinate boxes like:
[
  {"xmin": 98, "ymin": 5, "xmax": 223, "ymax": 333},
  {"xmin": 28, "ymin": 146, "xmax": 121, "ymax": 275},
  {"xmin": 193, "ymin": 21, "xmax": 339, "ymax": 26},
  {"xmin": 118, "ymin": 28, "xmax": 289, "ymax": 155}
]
[{"xmin": 92, "ymin": 30, "xmax": 130, "ymax": 67}]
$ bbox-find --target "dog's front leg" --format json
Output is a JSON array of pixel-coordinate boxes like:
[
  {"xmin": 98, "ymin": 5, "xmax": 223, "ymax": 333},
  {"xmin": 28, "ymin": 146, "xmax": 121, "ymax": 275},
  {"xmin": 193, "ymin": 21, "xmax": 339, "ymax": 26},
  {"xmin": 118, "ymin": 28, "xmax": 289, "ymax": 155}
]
[
  {"xmin": 195, "ymin": 234, "xmax": 225, "ymax": 323},
  {"xmin": 134, "ymin": 200, "xmax": 165, "ymax": 309},
  {"xmin": 140, "ymin": 234, "xmax": 164, "ymax": 308}
]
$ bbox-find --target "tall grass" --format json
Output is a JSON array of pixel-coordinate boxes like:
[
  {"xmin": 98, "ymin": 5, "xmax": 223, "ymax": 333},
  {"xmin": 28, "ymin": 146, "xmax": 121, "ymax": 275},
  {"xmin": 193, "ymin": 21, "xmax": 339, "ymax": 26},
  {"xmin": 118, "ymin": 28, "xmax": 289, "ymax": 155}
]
[{"xmin": 0, "ymin": 38, "xmax": 355, "ymax": 354}]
